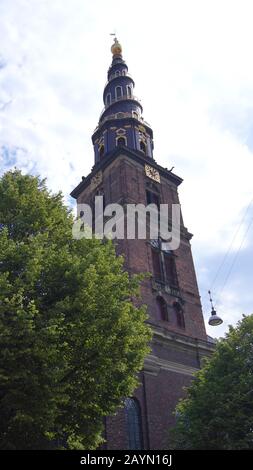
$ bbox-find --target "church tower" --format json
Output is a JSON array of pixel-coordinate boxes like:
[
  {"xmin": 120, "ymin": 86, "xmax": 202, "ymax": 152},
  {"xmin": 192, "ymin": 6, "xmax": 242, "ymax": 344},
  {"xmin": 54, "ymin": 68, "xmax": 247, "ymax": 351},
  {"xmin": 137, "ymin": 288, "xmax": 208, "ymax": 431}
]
[{"xmin": 71, "ymin": 38, "xmax": 214, "ymax": 450}]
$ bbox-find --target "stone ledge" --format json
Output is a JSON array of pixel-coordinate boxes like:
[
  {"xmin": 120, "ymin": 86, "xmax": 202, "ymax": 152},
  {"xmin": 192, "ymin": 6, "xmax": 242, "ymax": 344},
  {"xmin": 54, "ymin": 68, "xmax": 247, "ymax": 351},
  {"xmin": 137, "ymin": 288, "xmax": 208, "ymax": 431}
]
[{"xmin": 144, "ymin": 354, "xmax": 199, "ymax": 377}]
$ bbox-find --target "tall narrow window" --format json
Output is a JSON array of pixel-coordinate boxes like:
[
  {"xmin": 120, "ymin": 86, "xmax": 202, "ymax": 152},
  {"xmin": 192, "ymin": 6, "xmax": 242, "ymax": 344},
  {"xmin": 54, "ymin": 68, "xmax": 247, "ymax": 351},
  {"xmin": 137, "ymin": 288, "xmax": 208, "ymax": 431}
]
[
  {"xmin": 116, "ymin": 86, "xmax": 122, "ymax": 99},
  {"xmin": 156, "ymin": 296, "xmax": 168, "ymax": 321},
  {"xmin": 146, "ymin": 190, "xmax": 160, "ymax": 207},
  {"xmin": 152, "ymin": 249, "xmax": 163, "ymax": 281},
  {"xmin": 140, "ymin": 141, "xmax": 146, "ymax": 154},
  {"xmin": 164, "ymin": 254, "xmax": 178, "ymax": 288},
  {"xmin": 99, "ymin": 145, "xmax": 105, "ymax": 159},
  {"xmin": 173, "ymin": 302, "xmax": 185, "ymax": 328},
  {"xmin": 106, "ymin": 93, "xmax": 111, "ymax": 105},
  {"xmin": 127, "ymin": 85, "xmax": 132, "ymax": 98},
  {"xmin": 125, "ymin": 398, "xmax": 143, "ymax": 450}
]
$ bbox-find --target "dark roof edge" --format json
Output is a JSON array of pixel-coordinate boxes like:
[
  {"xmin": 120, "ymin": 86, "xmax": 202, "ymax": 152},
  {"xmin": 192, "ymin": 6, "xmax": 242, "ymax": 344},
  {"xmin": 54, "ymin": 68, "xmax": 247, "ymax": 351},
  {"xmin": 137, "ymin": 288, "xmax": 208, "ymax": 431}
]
[{"xmin": 70, "ymin": 147, "xmax": 183, "ymax": 199}]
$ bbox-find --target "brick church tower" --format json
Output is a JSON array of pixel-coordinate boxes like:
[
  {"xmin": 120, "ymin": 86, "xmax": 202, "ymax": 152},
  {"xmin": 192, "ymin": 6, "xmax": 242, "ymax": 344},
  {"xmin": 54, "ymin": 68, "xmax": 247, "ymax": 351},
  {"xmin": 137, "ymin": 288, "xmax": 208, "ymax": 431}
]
[{"xmin": 71, "ymin": 38, "xmax": 214, "ymax": 450}]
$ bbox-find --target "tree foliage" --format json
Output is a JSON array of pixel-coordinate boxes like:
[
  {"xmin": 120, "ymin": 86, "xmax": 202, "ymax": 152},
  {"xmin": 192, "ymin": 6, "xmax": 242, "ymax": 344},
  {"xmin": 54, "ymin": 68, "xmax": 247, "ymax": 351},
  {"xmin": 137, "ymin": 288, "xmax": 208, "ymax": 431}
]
[
  {"xmin": 0, "ymin": 170, "xmax": 151, "ymax": 449},
  {"xmin": 171, "ymin": 314, "xmax": 253, "ymax": 449}
]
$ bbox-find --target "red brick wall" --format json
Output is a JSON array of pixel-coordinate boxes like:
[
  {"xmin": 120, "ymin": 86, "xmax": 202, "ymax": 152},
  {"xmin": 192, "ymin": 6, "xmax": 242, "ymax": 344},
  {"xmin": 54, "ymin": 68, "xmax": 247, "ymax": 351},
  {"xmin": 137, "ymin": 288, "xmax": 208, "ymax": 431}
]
[
  {"xmin": 78, "ymin": 154, "xmax": 206, "ymax": 340},
  {"xmin": 76, "ymin": 152, "xmax": 211, "ymax": 449},
  {"xmin": 104, "ymin": 366, "xmax": 194, "ymax": 450}
]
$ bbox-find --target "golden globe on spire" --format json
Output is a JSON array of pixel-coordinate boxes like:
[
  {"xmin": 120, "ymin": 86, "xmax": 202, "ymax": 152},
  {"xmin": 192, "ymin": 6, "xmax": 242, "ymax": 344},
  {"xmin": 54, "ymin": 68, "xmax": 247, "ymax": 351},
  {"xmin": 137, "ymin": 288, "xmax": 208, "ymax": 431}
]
[{"xmin": 111, "ymin": 37, "xmax": 122, "ymax": 56}]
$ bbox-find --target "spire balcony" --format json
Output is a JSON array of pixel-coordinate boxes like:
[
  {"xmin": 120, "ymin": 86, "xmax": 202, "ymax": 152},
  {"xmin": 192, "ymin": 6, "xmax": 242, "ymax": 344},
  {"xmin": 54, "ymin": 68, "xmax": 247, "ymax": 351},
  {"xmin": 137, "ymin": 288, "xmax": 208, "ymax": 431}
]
[
  {"xmin": 94, "ymin": 112, "xmax": 151, "ymax": 133},
  {"xmin": 106, "ymin": 71, "xmax": 133, "ymax": 85},
  {"xmin": 99, "ymin": 94, "xmax": 142, "ymax": 120}
]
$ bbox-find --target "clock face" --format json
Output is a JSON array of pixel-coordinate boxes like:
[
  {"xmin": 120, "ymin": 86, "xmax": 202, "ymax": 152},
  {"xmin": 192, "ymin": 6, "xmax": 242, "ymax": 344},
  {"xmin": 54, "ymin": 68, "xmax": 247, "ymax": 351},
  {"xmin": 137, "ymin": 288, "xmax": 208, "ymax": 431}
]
[{"xmin": 145, "ymin": 164, "xmax": 160, "ymax": 183}]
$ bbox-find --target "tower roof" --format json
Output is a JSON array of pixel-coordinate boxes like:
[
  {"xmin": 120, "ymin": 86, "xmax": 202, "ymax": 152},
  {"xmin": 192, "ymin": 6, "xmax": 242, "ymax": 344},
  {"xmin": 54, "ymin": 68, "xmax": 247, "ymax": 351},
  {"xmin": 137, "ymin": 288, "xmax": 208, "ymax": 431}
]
[{"xmin": 91, "ymin": 38, "xmax": 154, "ymax": 164}]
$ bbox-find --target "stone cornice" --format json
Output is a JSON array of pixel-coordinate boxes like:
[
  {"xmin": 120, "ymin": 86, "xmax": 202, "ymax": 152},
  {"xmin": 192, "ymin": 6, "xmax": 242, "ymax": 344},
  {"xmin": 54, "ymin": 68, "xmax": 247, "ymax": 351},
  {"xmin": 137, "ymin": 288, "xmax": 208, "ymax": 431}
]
[
  {"xmin": 70, "ymin": 147, "xmax": 183, "ymax": 199},
  {"xmin": 148, "ymin": 321, "xmax": 216, "ymax": 355},
  {"xmin": 144, "ymin": 354, "xmax": 199, "ymax": 377},
  {"xmin": 144, "ymin": 325, "xmax": 215, "ymax": 377}
]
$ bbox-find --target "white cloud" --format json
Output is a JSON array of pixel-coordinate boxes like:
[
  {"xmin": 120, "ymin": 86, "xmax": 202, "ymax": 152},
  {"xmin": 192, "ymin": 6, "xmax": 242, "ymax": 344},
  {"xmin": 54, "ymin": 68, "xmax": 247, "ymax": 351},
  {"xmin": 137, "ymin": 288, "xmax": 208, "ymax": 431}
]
[{"xmin": 1, "ymin": 0, "xmax": 253, "ymax": 337}]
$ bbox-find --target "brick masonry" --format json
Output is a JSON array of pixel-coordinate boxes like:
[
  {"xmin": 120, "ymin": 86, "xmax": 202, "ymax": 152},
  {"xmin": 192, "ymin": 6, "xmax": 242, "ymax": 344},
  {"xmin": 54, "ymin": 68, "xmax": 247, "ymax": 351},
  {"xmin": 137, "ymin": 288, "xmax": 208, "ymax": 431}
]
[{"xmin": 72, "ymin": 149, "xmax": 214, "ymax": 449}]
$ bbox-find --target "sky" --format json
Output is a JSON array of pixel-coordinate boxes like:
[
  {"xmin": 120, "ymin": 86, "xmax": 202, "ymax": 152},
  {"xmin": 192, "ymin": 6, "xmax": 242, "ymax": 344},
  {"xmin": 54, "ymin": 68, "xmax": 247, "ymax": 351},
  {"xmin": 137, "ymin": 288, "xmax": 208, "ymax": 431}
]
[{"xmin": 0, "ymin": 0, "xmax": 253, "ymax": 338}]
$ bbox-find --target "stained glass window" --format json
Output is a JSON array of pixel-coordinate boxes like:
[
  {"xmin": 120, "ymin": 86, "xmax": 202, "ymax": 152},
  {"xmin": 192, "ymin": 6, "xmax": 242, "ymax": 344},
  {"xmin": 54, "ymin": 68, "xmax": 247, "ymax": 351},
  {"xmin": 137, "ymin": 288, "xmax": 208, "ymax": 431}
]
[{"xmin": 125, "ymin": 398, "xmax": 143, "ymax": 450}]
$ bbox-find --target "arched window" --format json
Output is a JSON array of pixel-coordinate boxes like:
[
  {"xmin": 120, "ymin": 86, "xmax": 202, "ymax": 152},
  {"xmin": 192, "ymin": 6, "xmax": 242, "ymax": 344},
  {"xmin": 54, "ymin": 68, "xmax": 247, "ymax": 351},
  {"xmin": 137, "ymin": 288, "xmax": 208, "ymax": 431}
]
[
  {"xmin": 125, "ymin": 398, "xmax": 143, "ymax": 450},
  {"xmin": 173, "ymin": 302, "xmax": 185, "ymax": 328},
  {"xmin": 116, "ymin": 86, "xmax": 123, "ymax": 99},
  {"xmin": 117, "ymin": 136, "xmax": 127, "ymax": 146},
  {"xmin": 99, "ymin": 145, "xmax": 105, "ymax": 159},
  {"xmin": 140, "ymin": 141, "xmax": 146, "ymax": 154},
  {"xmin": 127, "ymin": 85, "xmax": 132, "ymax": 98},
  {"xmin": 106, "ymin": 93, "xmax": 111, "ymax": 105},
  {"xmin": 115, "ymin": 70, "xmax": 120, "ymax": 76},
  {"xmin": 156, "ymin": 296, "xmax": 168, "ymax": 321},
  {"xmin": 132, "ymin": 111, "xmax": 138, "ymax": 119}
]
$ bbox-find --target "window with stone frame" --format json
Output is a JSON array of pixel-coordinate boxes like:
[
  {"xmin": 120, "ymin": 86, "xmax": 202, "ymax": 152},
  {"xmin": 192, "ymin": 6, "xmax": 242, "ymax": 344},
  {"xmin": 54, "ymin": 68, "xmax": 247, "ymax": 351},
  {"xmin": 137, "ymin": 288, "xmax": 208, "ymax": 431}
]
[
  {"xmin": 117, "ymin": 136, "xmax": 127, "ymax": 146},
  {"xmin": 151, "ymin": 248, "xmax": 163, "ymax": 281},
  {"xmin": 124, "ymin": 398, "xmax": 143, "ymax": 450},
  {"xmin": 140, "ymin": 140, "xmax": 146, "ymax": 154},
  {"xmin": 156, "ymin": 296, "xmax": 168, "ymax": 321},
  {"xmin": 127, "ymin": 85, "xmax": 132, "ymax": 98},
  {"xmin": 116, "ymin": 85, "xmax": 123, "ymax": 99},
  {"xmin": 173, "ymin": 301, "xmax": 185, "ymax": 328},
  {"xmin": 146, "ymin": 189, "xmax": 160, "ymax": 207},
  {"xmin": 106, "ymin": 93, "xmax": 111, "ymax": 105},
  {"xmin": 164, "ymin": 252, "xmax": 179, "ymax": 288},
  {"xmin": 99, "ymin": 145, "xmax": 105, "ymax": 159},
  {"xmin": 146, "ymin": 181, "xmax": 160, "ymax": 203},
  {"xmin": 151, "ymin": 239, "xmax": 179, "ymax": 289}
]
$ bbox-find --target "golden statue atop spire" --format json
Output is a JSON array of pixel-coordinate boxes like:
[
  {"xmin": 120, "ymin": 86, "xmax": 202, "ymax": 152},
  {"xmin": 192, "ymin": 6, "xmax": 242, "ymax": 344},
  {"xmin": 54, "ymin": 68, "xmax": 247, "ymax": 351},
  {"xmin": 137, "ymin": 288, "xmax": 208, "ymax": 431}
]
[{"xmin": 110, "ymin": 34, "xmax": 122, "ymax": 56}]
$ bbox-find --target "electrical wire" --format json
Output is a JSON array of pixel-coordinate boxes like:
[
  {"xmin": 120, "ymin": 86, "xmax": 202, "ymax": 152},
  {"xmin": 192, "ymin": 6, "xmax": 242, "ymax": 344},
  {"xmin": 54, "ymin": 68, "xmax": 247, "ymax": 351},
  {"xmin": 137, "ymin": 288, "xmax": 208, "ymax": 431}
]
[
  {"xmin": 214, "ymin": 212, "xmax": 253, "ymax": 307},
  {"xmin": 210, "ymin": 197, "xmax": 253, "ymax": 292},
  {"xmin": 203, "ymin": 197, "xmax": 253, "ymax": 308}
]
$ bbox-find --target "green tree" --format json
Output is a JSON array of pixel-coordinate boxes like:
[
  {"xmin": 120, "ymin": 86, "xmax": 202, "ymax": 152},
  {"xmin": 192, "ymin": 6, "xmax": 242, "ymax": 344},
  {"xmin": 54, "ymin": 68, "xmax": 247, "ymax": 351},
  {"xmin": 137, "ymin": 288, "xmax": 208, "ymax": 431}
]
[
  {"xmin": 171, "ymin": 315, "xmax": 253, "ymax": 449},
  {"xmin": 0, "ymin": 169, "xmax": 151, "ymax": 450}
]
